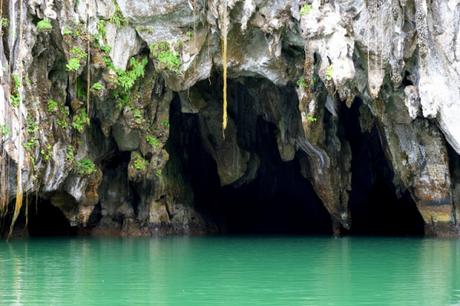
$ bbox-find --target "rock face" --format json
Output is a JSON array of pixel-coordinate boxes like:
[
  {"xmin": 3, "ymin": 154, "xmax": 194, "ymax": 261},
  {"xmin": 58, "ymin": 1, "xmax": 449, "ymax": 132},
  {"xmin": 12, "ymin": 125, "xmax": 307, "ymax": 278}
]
[{"xmin": 0, "ymin": 0, "xmax": 460, "ymax": 237}]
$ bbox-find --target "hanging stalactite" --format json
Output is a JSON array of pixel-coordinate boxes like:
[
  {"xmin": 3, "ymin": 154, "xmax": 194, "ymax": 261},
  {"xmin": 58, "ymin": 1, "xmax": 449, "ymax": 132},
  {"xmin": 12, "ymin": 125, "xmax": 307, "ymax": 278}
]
[
  {"xmin": 9, "ymin": 0, "xmax": 25, "ymax": 239},
  {"xmin": 220, "ymin": 0, "xmax": 229, "ymax": 138}
]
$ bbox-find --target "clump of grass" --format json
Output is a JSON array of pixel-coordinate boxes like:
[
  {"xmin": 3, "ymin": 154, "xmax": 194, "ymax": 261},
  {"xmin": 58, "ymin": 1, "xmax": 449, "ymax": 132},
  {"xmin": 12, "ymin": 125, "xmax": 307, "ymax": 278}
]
[
  {"xmin": 297, "ymin": 77, "xmax": 308, "ymax": 89},
  {"xmin": 66, "ymin": 145, "xmax": 75, "ymax": 162},
  {"xmin": 131, "ymin": 152, "xmax": 148, "ymax": 171},
  {"xmin": 66, "ymin": 58, "xmax": 81, "ymax": 72},
  {"xmin": 37, "ymin": 18, "xmax": 52, "ymax": 32},
  {"xmin": 110, "ymin": 3, "xmax": 127, "ymax": 28},
  {"xmin": 10, "ymin": 74, "xmax": 21, "ymax": 107},
  {"xmin": 0, "ymin": 124, "xmax": 11, "ymax": 138},
  {"xmin": 307, "ymin": 114, "xmax": 317, "ymax": 123}
]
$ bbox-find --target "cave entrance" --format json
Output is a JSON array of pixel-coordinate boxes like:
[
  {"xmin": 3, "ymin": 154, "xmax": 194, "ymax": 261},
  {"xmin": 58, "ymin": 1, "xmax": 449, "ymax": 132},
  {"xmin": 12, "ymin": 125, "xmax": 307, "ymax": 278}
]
[
  {"xmin": 342, "ymin": 100, "xmax": 425, "ymax": 236},
  {"xmin": 27, "ymin": 197, "xmax": 75, "ymax": 237},
  {"xmin": 168, "ymin": 77, "xmax": 332, "ymax": 235}
]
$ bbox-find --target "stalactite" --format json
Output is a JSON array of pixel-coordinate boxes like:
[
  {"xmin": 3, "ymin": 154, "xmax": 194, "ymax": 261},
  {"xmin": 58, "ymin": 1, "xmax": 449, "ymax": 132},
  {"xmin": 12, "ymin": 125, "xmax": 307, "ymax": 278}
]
[
  {"xmin": 8, "ymin": 0, "xmax": 24, "ymax": 239},
  {"xmin": 86, "ymin": 0, "xmax": 91, "ymax": 115},
  {"xmin": 220, "ymin": 0, "xmax": 228, "ymax": 138}
]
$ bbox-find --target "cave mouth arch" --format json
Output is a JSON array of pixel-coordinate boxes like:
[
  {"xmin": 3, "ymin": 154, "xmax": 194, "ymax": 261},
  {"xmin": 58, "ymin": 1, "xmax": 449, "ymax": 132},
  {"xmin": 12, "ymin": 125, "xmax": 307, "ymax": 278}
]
[
  {"xmin": 168, "ymin": 77, "xmax": 426, "ymax": 236},
  {"xmin": 169, "ymin": 94, "xmax": 333, "ymax": 235},
  {"xmin": 341, "ymin": 99, "xmax": 425, "ymax": 236}
]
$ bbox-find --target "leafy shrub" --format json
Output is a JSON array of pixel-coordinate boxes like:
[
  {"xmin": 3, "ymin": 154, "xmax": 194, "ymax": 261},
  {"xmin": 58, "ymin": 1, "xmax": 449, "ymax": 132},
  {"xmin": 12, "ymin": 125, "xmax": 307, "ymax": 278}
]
[
  {"xmin": 297, "ymin": 77, "xmax": 308, "ymax": 89},
  {"xmin": 110, "ymin": 4, "xmax": 127, "ymax": 28},
  {"xmin": 37, "ymin": 19, "xmax": 52, "ymax": 32},
  {"xmin": 75, "ymin": 158, "xmax": 97, "ymax": 176},
  {"xmin": 66, "ymin": 146, "xmax": 75, "ymax": 162},
  {"xmin": 307, "ymin": 114, "xmax": 317, "ymax": 123}
]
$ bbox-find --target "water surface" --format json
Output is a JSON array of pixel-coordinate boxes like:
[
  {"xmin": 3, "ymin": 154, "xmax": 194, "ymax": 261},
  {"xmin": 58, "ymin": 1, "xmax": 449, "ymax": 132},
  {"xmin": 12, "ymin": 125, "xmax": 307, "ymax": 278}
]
[{"xmin": 1, "ymin": 237, "xmax": 459, "ymax": 305}]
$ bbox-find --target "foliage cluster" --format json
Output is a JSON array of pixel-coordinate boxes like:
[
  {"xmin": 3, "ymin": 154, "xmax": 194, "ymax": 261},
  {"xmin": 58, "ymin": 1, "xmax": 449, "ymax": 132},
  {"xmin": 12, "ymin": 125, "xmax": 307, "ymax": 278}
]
[
  {"xmin": 75, "ymin": 158, "xmax": 97, "ymax": 176},
  {"xmin": 72, "ymin": 109, "xmax": 90, "ymax": 133},
  {"xmin": 37, "ymin": 18, "xmax": 52, "ymax": 32},
  {"xmin": 150, "ymin": 41, "xmax": 181, "ymax": 73}
]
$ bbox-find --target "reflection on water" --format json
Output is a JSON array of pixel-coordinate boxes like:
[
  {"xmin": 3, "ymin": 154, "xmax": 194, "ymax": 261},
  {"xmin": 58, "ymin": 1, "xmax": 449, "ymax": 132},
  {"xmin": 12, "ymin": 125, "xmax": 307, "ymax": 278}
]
[{"xmin": 0, "ymin": 237, "xmax": 459, "ymax": 305}]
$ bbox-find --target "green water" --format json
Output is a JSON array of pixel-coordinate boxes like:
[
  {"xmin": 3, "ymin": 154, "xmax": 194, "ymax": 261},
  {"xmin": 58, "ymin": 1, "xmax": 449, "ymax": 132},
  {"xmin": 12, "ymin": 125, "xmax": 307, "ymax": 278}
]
[{"xmin": 0, "ymin": 237, "xmax": 459, "ymax": 305}]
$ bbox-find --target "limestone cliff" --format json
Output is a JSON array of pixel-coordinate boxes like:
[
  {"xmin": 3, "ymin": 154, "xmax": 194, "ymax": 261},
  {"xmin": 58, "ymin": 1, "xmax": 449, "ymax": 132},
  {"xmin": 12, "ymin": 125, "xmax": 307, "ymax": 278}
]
[{"xmin": 1, "ymin": 0, "xmax": 459, "ymax": 237}]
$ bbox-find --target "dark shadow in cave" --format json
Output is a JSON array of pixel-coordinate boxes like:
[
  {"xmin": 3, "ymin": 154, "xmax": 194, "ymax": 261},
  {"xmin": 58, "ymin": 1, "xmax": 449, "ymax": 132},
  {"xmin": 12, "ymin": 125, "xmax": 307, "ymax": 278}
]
[
  {"xmin": 168, "ymin": 78, "xmax": 332, "ymax": 235},
  {"xmin": 341, "ymin": 99, "xmax": 425, "ymax": 236},
  {"xmin": 27, "ymin": 197, "xmax": 75, "ymax": 237}
]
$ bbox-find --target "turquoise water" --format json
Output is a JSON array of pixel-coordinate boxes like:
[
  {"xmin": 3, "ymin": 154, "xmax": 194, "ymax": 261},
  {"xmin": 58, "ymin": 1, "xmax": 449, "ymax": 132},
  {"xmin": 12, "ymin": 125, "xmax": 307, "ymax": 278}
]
[{"xmin": 0, "ymin": 237, "xmax": 459, "ymax": 305}]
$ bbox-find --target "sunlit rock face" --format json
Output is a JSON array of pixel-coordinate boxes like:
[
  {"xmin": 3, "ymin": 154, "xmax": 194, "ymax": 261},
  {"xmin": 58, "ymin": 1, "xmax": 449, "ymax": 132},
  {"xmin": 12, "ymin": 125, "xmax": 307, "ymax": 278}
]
[{"xmin": 0, "ymin": 0, "xmax": 459, "ymax": 237}]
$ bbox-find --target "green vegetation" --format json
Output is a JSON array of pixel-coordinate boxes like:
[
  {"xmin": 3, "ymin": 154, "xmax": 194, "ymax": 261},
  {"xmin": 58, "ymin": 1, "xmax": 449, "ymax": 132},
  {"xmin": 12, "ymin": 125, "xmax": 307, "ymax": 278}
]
[
  {"xmin": 63, "ymin": 27, "xmax": 73, "ymax": 36},
  {"xmin": 0, "ymin": 17, "xmax": 8, "ymax": 29},
  {"xmin": 56, "ymin": 105, "xmax": 70, "ymax": 129},
  {"xmin": 110, "ymin": 3, "xmax": 127, "ymax": 28},
  {"xmin": 10, "ymin": 74, "xmax": 21, "ymax": 107},
  {"xmin": 307, "ymin": 114, "xmax": 317, "ymax": 123},
  {"xmin": 66, "ymin": 47, "xmax": 87, "ymax": 72},
  {"xmin": 47, "ymin": 99, "xmax": 59, "ymax": 113},
  {"xmin": 72, "ymin": 109, "xmax": 90, "ymax": 133},
  {"xmin": 297, "ymin": 77, "xmax": 308, "ymax": 89},
  {"xmin": 24, "ymin": 117, "xmax": 39, "ymax": 152},
  {"xmin": 132, "ymin": 108, "xmax": 143, "ymax": 124},
  {"xmin": 0, "ymin": 124, "xmax": 10, "ymax": 138},
  {"xmin": 160, "ymin": 120, "xmax": 170, "ymax": 129},
  {"xmin": 116, "ymin": 57, "xmax": 148, "ymax": 91},
  {"xmin": 146, "ymin": 135, "xmax": 160, "ymax": 148},
  {"xmin": 132, "ymin": 153, "xmax": 148, "ymax": 171},
  {"xmin": 40, "ymin": 144, "xmax": 53, "ymax": 161},
  {"xmin": 150, "ymin": 41, "xmax": 181, "ymax": 73},
  {"xmin": 300, "ymin": 4, "xmax": 312, "ymax": 16},
  {"xmin": 75, "ymin": 158, "xmax": 97, "ymax": 176},
  {"xmin": 155, "ymin": 169, "xmax": 162, "ymax": 178},
  {"xmin": 66, "ymin": 58, "xmax": 81, "ymax": 72},
  {"xmin": 37, "ymin": 18, "xmax": 52, "ymax": 32},
  {"xmin": 325, "ymin": 65, "xmax": 334, "ymax": 81},
  {"xmin": 66, "ymin": 145, "xmax": 75, "ymax": 162},
  {"xmin": 91, "ymin": 82, "xmax": 104, "ymax": 92},
  {"xmin": 70, "ymin": 47, "xmax": 87, "ymax": 60}
]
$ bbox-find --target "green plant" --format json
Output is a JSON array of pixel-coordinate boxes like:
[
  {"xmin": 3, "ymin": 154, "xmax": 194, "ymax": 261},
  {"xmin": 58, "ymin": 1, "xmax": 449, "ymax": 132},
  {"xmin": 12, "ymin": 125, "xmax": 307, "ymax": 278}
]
[
  {"xmin": 115, "ymin": 57, "xmax": 148, "ymax": 92},
  {"xmin": 0, "ymin": 124, "xmax": 10, "ymax": 137},
  {"xmin": 56, "ymin": 105, "xmax": 70, "ymax": 129},
  {"xmin": 160, "ymin": 120, "xmax": 170, "ymax": 129},
  {"xmin": 70, "ymin": 47, "xmax": 87, "ymax": 60},
  {"xmin": 155, "ymin": 169, "xmax": 162, "ymax": 178},
  {"xmin": 150, "ymin": 41, "xmax": 181, "ymax": 73},
  {"xmin": 47, "ymin": 99, "xmax": 59, "ymax": 112},
  {"xmin": 75, "ymin": 158, "xmax": 97, "ymax": 176},
  {"xmin": 63, "ymin": 27, "xmax": 73, "ymax": 36},
  {"xmin": 146, "ymin": 135, "xmax": 160, "ymax": 148},
  {"xmin": 132, "ymin": 153, "xmax": 148, "ymax": 171},
  {"xmin": 10, "ymin": 73, "xmax": 21, "ymax": 107},
  {"xmin": 66, "ymin": 58, "xmax": 81, "ymax": 72},
  {"xmin": 0, "ymin": 17, "xmax": 8, "ymax": 29},
  {"xmin": 72, "ymin": 109, "xmax": 90, "ymax": 133},
  {"xmin": 37, "ymin": 18, "xmax": 52, "ymax": 32},
  {"xmin": 91, "ymin": 82, "xmax": 104, "ymax": 92},
  {"xmin": 110, "ymin": 3, "xmax": 127, "ymax": 28},
  {"xmin": 307, "ymin": 114, "xmax": 317, "ymax": 123},
  {"xmin": 297, "ymin": 77, "xmax": 308, "ymax": 89},
  {"xmin": 132, "ymin": 108, "xmax": 143, "ymax": 124},
  {"xmin": 66, "ymin": 145, "xmax": 75, "ymax": 162},
  {"xmin": 300, "ymin": 4, "xmax": 312, "ymax": 16},
  {"xmin": 325, "ymin": 65, "xmax": 334, "ymax": 81},
  {"xmin": 40, "ymin": 144, "xmax": 53, "ymax": 161}
]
